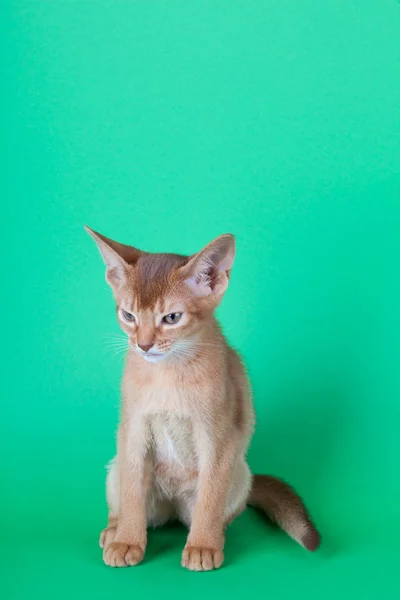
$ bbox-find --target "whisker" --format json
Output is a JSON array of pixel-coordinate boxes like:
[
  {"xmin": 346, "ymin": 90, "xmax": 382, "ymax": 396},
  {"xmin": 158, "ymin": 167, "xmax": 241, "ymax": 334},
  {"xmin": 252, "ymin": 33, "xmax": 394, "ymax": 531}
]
[
  {"xmin": 102, "ymin": 341, "xmax": 129, "ymax": 349},
  {"xmin": 172, "ymin": 342, "xmax": 216, "ymax": 361},
  {"xmin": 111, "ymin": 347, "xmax": 129, "ymax": 358},
  {"xmin": 101, "ymin": 334, "xmax": 127, "ymax": 341},
  {"xmin": 171, "ymin": 346, "xmax": 197, "ymax": 360}
]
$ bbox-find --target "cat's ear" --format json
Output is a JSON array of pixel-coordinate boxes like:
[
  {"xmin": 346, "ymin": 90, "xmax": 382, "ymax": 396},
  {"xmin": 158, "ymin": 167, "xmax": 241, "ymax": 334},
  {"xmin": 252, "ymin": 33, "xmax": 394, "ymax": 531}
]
[
  {"xmin": 85, "ymin": 226, "xmax": 140, "ymax": 287},
  {"xmin": 182, "ymin": 234, "xmax": 236, "ymax": 298}
]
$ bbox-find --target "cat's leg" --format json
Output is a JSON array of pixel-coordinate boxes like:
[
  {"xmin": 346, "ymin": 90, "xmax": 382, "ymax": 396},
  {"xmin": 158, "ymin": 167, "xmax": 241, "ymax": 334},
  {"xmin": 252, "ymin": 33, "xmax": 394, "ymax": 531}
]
[
  {"xmin": 100, "ymin": 456, "xmax": 175, "ymax": 550},
  {"xmin": 180, "ymin": 441, "xmax": 250, "ymax": 571},
  {"xmin": 224, "ymin": 457, "xmax": 252, "ymax": 524},
  {"xmin": 176, "ymin": 457, "xmax": 251, "ymax": 529},
  {"xmin": 102, "ymin": 418, "xmax": 153, "ymax": 567}
]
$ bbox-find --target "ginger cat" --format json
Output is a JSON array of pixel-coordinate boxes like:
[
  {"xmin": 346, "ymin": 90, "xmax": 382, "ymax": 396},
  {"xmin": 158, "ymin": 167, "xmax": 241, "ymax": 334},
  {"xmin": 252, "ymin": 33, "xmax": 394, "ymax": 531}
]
[{"xmin": 86, "ymin": 227, "xmax": 320, "ymax": 571}]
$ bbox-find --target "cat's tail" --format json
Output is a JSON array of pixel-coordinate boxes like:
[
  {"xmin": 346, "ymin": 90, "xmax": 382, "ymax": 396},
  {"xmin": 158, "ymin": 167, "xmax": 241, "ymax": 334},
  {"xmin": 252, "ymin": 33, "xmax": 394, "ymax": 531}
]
[{"xmin": 247, "ymin": 474, "xmax": 320, "ymax": 551}]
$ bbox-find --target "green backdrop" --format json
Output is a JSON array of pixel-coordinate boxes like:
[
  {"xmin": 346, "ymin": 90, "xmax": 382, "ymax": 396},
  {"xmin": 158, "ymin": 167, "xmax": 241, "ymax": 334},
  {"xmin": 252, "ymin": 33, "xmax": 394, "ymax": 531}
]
[{"xmin": 2, "ymin": 2, "xmax": 400, "ymax": 598}]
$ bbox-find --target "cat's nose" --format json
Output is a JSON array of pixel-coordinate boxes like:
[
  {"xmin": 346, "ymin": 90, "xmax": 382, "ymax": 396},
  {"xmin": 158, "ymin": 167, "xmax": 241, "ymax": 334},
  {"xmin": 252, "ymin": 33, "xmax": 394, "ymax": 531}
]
[{"xmin": 138, "ymin": 343, "xmax": 154, "ymax": 353}]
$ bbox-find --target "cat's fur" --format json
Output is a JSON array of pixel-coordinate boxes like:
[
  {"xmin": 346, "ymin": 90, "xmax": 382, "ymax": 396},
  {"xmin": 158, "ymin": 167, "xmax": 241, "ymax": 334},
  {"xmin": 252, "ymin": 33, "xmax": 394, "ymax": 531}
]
[{"xmin": 86, "ymin": 227, "xmax": 320, "ymax": 571}]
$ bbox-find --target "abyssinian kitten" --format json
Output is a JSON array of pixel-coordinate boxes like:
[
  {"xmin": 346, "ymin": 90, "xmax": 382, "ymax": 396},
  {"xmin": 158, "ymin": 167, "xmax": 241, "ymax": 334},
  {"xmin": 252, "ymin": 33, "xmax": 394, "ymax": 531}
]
[{"xmin": 86, "ymin": 227, "xmax": 320, "ymax": 571}]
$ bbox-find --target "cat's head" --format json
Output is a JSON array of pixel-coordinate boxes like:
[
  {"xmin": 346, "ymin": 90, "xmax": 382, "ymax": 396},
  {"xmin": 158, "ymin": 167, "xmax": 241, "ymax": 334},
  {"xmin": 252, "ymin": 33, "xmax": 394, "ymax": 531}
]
[{"xmin": 86, "ymin": 227, "xmax": 235, "ymax": 363}]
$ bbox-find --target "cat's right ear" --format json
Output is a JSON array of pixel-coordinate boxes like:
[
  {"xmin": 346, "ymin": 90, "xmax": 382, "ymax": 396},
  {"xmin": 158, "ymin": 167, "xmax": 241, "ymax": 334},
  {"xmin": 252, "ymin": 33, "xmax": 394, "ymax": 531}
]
[{"xmin": 85, "ymin": 226, "xmax": 140, "ymax": 287}]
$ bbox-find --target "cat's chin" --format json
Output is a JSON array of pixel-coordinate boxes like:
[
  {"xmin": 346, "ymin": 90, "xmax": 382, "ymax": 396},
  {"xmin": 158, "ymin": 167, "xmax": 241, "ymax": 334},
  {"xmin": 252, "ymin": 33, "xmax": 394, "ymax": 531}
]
[{"xmin": 140, "ymin": 352, "xmax": 168, "ymax": 364}]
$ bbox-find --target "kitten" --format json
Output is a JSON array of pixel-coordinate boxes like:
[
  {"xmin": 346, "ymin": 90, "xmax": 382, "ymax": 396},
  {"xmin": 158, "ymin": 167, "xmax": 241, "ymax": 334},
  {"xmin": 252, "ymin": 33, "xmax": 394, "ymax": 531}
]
[{"xmin": 86, "ymin": 227, "xmax": 320, "ymax": 571}]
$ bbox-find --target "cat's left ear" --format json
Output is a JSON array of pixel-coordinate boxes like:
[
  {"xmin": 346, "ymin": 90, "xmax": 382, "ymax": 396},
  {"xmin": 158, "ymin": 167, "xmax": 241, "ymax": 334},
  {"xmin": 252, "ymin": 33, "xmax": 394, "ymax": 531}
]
[{"xmin": 182, "ymin": 234, "xmax": 236, "ymax": 298}]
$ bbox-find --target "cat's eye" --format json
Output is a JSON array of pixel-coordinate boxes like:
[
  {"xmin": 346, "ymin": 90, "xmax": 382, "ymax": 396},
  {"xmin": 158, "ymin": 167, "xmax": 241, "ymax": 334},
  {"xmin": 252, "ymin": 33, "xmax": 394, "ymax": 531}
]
[
  {"xmin": 162, "ymin": 312, "xmax": 182, "ymax": 325},
  {"xmin": 122, "ymin": 310, "xmax": 135, "ymax": 322}
]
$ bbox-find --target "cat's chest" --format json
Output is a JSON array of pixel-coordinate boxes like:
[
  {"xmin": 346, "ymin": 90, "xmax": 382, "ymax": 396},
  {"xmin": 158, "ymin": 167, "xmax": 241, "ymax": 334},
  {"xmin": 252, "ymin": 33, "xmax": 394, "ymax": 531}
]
[{"xmin": 149, "ymin": 413, "xmax": 196, "ymax": 468}]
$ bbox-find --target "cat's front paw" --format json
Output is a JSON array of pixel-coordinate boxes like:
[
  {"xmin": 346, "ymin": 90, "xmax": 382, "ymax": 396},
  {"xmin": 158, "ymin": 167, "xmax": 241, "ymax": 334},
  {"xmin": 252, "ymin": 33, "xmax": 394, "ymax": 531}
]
[
  {"xmin": 103, "ymin": 541, "xmax": 145, "ymax": 567},
  {"xmin": 181, "ymin": 546, "xmax": 224, "ymax": 571}
]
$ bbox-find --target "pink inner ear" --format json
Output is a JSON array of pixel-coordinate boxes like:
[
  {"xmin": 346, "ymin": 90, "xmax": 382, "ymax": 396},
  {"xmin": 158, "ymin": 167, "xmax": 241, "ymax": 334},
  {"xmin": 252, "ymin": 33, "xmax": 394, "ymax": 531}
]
[
  {"xmin": 183, "ymin": 235, "xmax": 235, "ymax": 297},
  {"xmin": 184, "ymin": 275, "xmax": 213, "ymax": 297}
]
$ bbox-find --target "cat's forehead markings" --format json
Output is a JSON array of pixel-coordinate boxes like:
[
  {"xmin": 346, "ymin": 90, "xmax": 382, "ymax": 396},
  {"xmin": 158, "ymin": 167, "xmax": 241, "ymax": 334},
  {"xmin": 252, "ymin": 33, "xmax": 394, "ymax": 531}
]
[
  {"xmin": 154, "ymin": 298, "xmax": 165, "ymax": 314},
  {"xmin": 134, "ymin": 252, "xmax": 188, "ymax": 310}
]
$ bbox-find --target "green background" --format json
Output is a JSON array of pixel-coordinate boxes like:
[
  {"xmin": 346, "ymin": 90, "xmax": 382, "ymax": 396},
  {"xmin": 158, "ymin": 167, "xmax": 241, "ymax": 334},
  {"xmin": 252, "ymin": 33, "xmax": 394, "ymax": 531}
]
[{"xmin": 2, "ymin": 1, "xmax": 400, "ymax": 598}]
